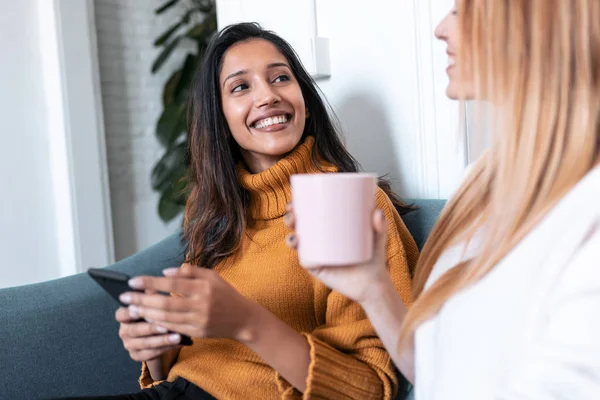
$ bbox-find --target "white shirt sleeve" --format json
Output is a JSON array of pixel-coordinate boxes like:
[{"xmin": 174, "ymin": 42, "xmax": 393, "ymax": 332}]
[{"xmin": 496, "ymin": 228, "xmax": 600, "ymax": 399}]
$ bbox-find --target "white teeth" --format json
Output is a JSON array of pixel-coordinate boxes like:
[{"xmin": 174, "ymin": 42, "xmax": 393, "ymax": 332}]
[
  {"xmin": 448, "ymin": 56, "xmax": 456, "ymax": 66},
  {"xmin": 254, "ymin": 114, "xmax": 289, "ymax": 129}
]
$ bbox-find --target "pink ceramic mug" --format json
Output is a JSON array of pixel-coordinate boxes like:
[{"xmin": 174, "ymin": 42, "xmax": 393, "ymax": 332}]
[{"xmin": 290, "ymin": 173, "xmax": 377, "ymax": 267}]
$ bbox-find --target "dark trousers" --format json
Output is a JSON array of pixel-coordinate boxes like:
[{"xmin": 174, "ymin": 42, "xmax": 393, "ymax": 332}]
[{"xmin": 51, "ymin": 378, "xmax": 216, "ymax": 400}]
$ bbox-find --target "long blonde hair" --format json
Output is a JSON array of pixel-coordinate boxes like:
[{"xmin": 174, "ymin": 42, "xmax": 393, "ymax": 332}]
[{"xmin": 400, "ymin": 0, "xmax": 600, "ymax": 345}]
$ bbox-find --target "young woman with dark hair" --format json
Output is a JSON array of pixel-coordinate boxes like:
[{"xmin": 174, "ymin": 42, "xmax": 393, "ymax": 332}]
[{"xmin": 87, "ymin": 23, "xmax": 418, "ymax": 400}]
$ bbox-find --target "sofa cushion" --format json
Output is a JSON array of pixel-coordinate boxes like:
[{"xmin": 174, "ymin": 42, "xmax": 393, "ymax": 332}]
[{"xmin": 0, "ymin": 233, "xmax": 186, "ymax": 398}]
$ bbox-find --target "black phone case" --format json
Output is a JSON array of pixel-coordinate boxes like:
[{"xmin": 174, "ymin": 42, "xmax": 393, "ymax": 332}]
[{"xmin": 88, "ymin": 268, "xmax": 193, "ymax": 346}]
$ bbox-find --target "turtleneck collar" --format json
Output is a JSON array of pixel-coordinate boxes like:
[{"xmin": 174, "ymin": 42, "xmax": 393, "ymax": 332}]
[{"xmin": 238, "ymin": 136, "xmax": 337, "ymax": 220}]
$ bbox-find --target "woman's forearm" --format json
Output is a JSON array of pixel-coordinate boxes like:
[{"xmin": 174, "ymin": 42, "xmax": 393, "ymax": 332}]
[
  {"xmin": 147, "ymin": 348, "xmax": 180, "ymax": 381},
  {"xmin": 240, "ymin": 303, "xmax": 311, "ymax": 392},
  {"xmin": 360, "ymin": 277, "xmax": 415, "ymax": 383}
]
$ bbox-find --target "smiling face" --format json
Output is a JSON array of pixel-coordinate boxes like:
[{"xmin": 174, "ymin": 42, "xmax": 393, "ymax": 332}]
[
  {"xmin": 434, "ymin": 0, "xmax": 474, "ymax": 100},
  {"xmin": 219, "ymin": 38, "xmax": 306, "ymax": 173}
]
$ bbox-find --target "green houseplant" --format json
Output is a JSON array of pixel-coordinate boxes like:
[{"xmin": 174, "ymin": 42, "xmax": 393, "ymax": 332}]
[{"xmin": 150, "ymin": 0, "xmax": 217, "ymax": 222}]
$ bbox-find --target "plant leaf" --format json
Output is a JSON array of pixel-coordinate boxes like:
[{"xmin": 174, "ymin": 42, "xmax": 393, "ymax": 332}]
[
  {"xmin": 152, "ymin": 0, "xmax": 216, "ymax": 222},
  {"xmin": 196, "ymin": 0, "xmax": 215, "ymax": 14},
  {"xmin": 158, "ymin": 178, "xmax": 189, "ymax": 222},
  {"xmin": 186, "ymin": 22, "xmax": 206, "ymax": 41},
  {"xmin": 186, "ymin": 12, "xmax": 217, "ymax": 42},
  {"xmin": 152, "ymin": 36, "xmax": 181, "ymax": 73},
  {"xmin": 154, "ymin": 21, "xmax": 183, "ymax": 47},
  {"xmin": 158, "ymin": 194, "xmax": 184, "ymax": 222},
  {"xmin": 163, "ymin": 70, "xmax": 182, "ymax": 106},
  {"xmin": 155, "ymin": 0, "xmax": 180, "ymax": 14},
  {"xmin": 174, "ymin": 54, "xmax": 197, "ymax": 103},
  {"xmin": 156, "ymin": 103, "xmax": 186, "ymax": 147},
  {"xmin": 151, "ymin": 142, "xmax": 188, "ymax": 191}
]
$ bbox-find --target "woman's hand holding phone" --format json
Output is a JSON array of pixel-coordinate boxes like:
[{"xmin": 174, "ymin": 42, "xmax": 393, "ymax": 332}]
[
  {"xmin": 118, "ymin": 264, "xmax": 259, "ymax": 344},
  {"xmin": 115, "ymin": 300, "xmax": 184, "ymax": 363}
]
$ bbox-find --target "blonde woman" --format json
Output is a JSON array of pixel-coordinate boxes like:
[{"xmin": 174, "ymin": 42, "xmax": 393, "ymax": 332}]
[{"xmin": 286, "ymin": 0, "xmax": 600, "ymax": 398}]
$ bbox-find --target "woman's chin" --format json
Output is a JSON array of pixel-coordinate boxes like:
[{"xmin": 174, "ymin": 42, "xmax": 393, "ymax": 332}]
[
  {"xmin": 261, "ymin": 134, "xmax": 303, "ymax": 155},
  {"xmin": 446, "ymin": 84, "xmax": 460, "ymax": 100}
]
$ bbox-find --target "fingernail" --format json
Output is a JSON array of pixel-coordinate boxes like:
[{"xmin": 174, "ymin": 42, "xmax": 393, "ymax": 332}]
[
  {"xmin": 376, "ymin": 209, "xmax": 384, "ymax": 220},
  {"xmin": 162, "ymin": 267, "xmax": 178, "ymax": 276},
  {"xmin": 286, "ymin": 234, "xmax": 296, "ymax": 245},
  {"xmin": 119, "ymin": 293, "xmax": 132, "ymax": 304},
  {"xmin": 156, "ymin": 325, "xmax": 168, "ymax": 333},
  {"xmin": 168, "ymin": 333, "xmax": 181, "ymax": 344},
  {"xmin": 128, "ymin": 278, "xmax": 143, "ymax": 289},
  {"xmin": 128, "ymin": 305, "xmax": 139, "ymax": 318}
]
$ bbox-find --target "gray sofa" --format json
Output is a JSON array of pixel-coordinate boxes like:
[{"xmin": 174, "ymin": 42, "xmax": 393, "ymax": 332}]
[{"xmin": 0, "ymin": 199, "xmax": 445, "ymax": 400}]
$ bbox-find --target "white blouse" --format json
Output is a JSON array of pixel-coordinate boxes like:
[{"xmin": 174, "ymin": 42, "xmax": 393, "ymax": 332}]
[{"xmin": 414, "ymin": 164, "xmax": 600, "ymax": 399}]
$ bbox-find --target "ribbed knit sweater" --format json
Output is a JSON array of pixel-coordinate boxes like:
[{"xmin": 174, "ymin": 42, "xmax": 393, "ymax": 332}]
[{"xmin": 139, "ymin": 137, "xmax": 419, "ymax": 399}]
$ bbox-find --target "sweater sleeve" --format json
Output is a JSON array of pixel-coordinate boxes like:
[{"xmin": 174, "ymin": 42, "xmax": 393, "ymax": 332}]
[
  {"xmin": 495, "ymin": 228, "xmax": 600, "ymax": 399},
  {"xmin": 276, "ymin": 188, "xmax": 418, "ymax": 399},
  {"xmin": 139, "ymin": 361, "xmax": 165, "ymax": 389}
]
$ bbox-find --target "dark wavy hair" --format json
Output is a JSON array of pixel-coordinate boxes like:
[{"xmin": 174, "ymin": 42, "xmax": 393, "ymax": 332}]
[{"xmin": 184, "ymin": 22, "xmax": 412, "ymax": 268}]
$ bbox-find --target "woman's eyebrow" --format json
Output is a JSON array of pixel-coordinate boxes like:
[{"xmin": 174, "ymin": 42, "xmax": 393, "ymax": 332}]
[
  {"xmin": 267, "ymin": 62, "xmax": 290, "ymax": 70},
  {"xmin": 223, "ymin": 70, "xmax": 247, "ymax": 88}
]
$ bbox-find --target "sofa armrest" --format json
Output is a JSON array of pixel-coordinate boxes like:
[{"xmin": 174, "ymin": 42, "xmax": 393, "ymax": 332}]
[{"xmin": 0, "ymin": 232, "xmax": 185, "ymax": 399}]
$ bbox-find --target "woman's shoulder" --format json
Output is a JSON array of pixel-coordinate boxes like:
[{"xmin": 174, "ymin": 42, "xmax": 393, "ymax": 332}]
[
  {"xmin": 374, "ymin": 186, "xmax": 397, "ymax": 211},
  {"xmin": 550, "ymin": 163, "xmax": 600, "ymax": 223},
  {"xmin": 375, "ymin": 186, "xmax": 419, "ymax": 259},
  {"xmin": 374, "ymin": 186, "xmax": 413, "ymax": 222}
]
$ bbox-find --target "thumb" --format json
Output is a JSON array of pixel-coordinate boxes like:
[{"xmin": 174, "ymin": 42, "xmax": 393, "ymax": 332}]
[{"xmin": 372, "ymin": 209, "xmax": 388, "ymax": 261}]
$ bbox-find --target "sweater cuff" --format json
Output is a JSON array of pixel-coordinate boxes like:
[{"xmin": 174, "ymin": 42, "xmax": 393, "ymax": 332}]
[
  {"xmin": 276, "ymin": 333, "xmax": 386, "ymax": 399},
  {"xmin": 139, "ymin": 362, "xmax": 165, "ymax": 389}
]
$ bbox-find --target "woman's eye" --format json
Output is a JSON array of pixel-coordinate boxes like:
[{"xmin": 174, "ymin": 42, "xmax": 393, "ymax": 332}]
[
  {"xmin": 274, "ymin": 75, "xmax": 290, "ymax": 83},
  {"xmin": 232, "ymin": 83, "xmax": 248, "ymax": 93}
]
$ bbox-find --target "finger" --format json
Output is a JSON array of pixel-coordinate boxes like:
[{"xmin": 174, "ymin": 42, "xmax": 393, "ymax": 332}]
[
  {"xmin": 130, "ymin": 305, "xmax": 193, "ymax": 324},
  {"xmin": 306, "ymin": 266, "xmax": 324, "ymax": 276},
  {"xmin": 120, "ymin": 292, "xmax": 191, "ymax": 312},
  {"xmin": 120, "ymin": 321, "xmax": 169, "ymax": 339},
  {"xmin": 130, "ymin": 345, "xmax": 182, "ymax": 363},
  {"xmin": 283, "ymin": 211, "xmax": 295, "ymax": 229},
  {"xmin": 372, "ymin": 209, "xmax": 389, "ymax": 260},
  {"xmin": 286, "ymin": 233, "xmax": 298, "ymax": 249},
  {"xmin": 116, "ymin": 307, "xmax": 137, "ymax": 323},
  {"xmin": 285, "ymin": 202, "xmax": 293, "ymax": 213},
  {"xmin": 128, "ymin": 276, "xmax": 199, "ymax": 295},
  {"xmin": 152, "ymin": 321, "xmax": 200, "ymax": 338},
  {"xmin": 124, "ymin": 332, "xmax": 184, "ymax": 351}
]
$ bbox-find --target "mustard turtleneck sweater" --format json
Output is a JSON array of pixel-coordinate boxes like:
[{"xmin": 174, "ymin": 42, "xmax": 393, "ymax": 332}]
[{"xmin": 139, "ymin": 137, "xmax": 418, "ymax": 399}]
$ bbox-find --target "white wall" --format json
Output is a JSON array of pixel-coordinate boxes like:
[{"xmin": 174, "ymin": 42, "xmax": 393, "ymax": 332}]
[
  {"xmin": 316, "ymin": 0, "xmax": 463, "ymax": 199},
  {"xmin": 217, "ymin": 0, "xmax": 464, "ymax": 199},
  {"xmin": 0, "ymin": 0, "xmax": 113, "ymax": 289},
  {"xmin": 0, "ymin": 0, "xmax": 61, "ymax": 288},
  {"xmin": 56, "ymin": 0, "xmax": 115, "ymax": 273},
  {"xmin": 94, "ymin": 0, "xmax": 183, "ymax": 261}
]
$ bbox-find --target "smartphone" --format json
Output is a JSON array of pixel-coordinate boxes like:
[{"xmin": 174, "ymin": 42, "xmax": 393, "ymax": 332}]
[{"xmin": 88, "ymin": 267, "xmax": 192, "ymax": 346}]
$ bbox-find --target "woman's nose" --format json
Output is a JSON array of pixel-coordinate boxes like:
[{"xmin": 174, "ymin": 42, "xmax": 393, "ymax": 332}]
[
  {"xmin": 254, "ymin": 81, "xmax": 280, "ymax": 107},
  {"xmin": 434, "ymin": 16, "xmax": 448, "ymax": 40}
]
